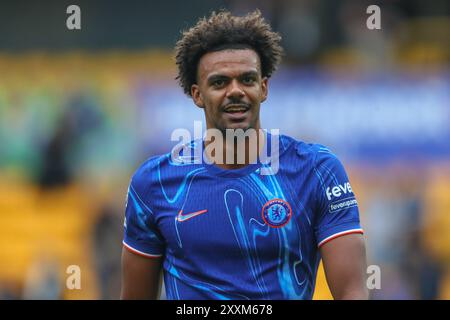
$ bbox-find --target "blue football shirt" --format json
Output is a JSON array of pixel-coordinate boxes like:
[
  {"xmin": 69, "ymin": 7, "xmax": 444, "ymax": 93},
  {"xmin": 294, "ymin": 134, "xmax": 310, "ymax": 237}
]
[{"xmin": 123, "ymin": 133, "xmax": 363, "ymax": 299}]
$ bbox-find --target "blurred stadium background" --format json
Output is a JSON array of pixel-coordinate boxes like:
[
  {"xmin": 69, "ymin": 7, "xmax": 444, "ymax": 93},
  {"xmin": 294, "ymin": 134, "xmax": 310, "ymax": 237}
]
[{"xmin": 0, "ymin": 0, "xmax": 449, "ymax": 299}]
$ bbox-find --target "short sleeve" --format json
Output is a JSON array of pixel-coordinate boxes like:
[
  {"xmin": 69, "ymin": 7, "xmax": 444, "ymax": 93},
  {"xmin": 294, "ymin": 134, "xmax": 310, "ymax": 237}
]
[
  {"xmin": 312, "ymin": 147, "xmax": 364, "ymax": 248},
  {"xmin": 123, "ymin": 173, "xmax": 165, "ymax": 258}
]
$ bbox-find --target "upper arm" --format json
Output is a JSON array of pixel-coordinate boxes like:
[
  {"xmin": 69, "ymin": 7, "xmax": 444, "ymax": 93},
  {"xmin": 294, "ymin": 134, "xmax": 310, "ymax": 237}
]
[
  {"xmin": 320, "ymin": 233, "xmax": 368, "ymax": 300},
  {"xmin": 312, "ymin": 148, "xmax": 363, "ymax": 247},
  {"xmin": 311, "ymin": 146, "xmax": 367, "ymax": 299},
  {"xmin": 121, "ymin": 246, "xmax": 163, "ymax": 299},
  {"xmin": 121, "ymin": 168, "xmax": 166, "ymax": 299}
]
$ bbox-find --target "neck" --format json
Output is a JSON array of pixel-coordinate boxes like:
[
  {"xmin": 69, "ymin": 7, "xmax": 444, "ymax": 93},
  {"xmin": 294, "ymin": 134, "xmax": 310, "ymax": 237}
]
[{"xmin": 204, "ymin": 125, "xmax": 265, "ymax": 170}]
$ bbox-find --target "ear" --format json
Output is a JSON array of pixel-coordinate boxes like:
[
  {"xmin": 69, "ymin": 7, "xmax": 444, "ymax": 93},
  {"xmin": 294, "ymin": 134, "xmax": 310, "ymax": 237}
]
[
  {"xmin": 191, "ymin": 84, "xmax": 204, "ymax": 109},
  {"xmin": 260, "ymin": 77, "xmax": 268, "ymax": 103}
]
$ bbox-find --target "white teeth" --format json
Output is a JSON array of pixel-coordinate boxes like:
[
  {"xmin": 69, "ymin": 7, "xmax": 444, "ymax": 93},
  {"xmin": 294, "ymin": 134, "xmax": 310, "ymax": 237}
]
[
  {"xmin": 225, "ymin": 105, "xmax": 248, "ymax": 112},
  {"xmin": 226, "ymin": 108, "xmax": 247, "ymax": 112}
]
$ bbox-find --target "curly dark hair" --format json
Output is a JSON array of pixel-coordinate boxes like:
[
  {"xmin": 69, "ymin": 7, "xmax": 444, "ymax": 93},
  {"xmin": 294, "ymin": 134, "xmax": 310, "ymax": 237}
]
[{"xmin": 175, "ymin": 9, "xmax": 284, "ymax": 96}]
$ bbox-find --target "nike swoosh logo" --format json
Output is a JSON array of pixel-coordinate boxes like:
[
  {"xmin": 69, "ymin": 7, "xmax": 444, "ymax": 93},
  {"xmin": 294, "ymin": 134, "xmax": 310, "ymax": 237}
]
[{"xmin": 176, "ymin": 209, "xmax": 208, "ymax": 222}]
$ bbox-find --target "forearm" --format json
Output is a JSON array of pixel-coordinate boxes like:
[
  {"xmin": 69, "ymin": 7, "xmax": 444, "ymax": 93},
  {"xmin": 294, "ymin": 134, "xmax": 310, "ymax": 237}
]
[
  {"xmin": 320, "ymin": 233, "xmax": 369, "ymax": 300},
  {"xmin": 121, "ymin": 247, "xmax": 163, "ymax": 300}
]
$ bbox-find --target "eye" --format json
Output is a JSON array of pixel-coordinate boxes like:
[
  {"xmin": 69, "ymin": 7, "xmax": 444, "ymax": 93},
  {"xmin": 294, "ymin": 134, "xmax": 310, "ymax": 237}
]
[
  {"xmin": 242, "ymin": 76, "xmax": 256, "ymax": 85},
  {"xmin": 212, "ymin": 79, "xmax": 226, "ymax": 88}
]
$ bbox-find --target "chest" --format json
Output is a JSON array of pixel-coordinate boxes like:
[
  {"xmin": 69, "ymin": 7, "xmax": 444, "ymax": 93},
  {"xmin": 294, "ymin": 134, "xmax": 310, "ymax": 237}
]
[{"xmin": 151, "ymin": 174, "xmax": 315, "ymax": 259}]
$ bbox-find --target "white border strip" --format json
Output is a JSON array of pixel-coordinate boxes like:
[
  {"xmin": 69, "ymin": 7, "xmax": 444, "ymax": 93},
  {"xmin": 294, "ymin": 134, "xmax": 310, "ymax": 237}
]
[
  {"xmin": 318, "ymin": 228, "xmax": 364, "ymax": 248},
  {"xmin": 123, "ymin": 240, "xmax": 163, "ymax": 258}
]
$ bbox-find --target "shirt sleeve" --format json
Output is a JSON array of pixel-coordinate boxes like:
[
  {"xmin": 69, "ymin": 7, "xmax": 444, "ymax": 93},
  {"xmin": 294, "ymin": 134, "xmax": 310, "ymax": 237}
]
[
  {"xmin": 312, "ymin": 146, "xmax": 364, "ymax": 248},
  {"xmin": 122, "ymin": 171, "xmax": 165, "ymax": 258}
]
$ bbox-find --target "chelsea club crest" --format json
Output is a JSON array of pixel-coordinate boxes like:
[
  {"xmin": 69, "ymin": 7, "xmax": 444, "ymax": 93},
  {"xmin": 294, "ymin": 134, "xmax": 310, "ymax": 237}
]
[{"xmin": 261, "ymin": 199, "xmax": 292, "ymax": 228}]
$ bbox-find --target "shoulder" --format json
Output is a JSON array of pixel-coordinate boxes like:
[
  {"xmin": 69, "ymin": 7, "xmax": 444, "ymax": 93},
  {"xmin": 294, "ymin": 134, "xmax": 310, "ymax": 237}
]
[
  {"xmin": 130, "ymin": 140, "xmax": 202, "ymax": 190},
  {"xmin": 280, "ymin": 134, "xmax": 339, "ymax": 166},
  {"xmin": 130, "ymin": 153, "xmax": 167, "ymax": 192}
]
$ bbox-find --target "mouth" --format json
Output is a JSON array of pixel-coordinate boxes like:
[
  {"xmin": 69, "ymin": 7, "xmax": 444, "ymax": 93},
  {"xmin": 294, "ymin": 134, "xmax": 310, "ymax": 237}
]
[
  {"xmin": 223, "ymin": 104, "xmax": 250, "ymax": 122},
  {"xmin": 223, "ymin": 104, "xmax": 250, "ymax": 116}
]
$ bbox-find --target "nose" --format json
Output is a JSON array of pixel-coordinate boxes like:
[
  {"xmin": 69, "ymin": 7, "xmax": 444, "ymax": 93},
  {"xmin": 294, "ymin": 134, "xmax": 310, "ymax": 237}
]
[{"xmin": 226, "ymin": 79, "xmax": 245, "ymax": 100}]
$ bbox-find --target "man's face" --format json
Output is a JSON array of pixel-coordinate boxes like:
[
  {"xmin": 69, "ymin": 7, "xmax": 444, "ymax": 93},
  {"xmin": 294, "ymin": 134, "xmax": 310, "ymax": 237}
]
[{"xmin": 191, "ymin": 49, "xmax": 268, "ymax": 132}]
